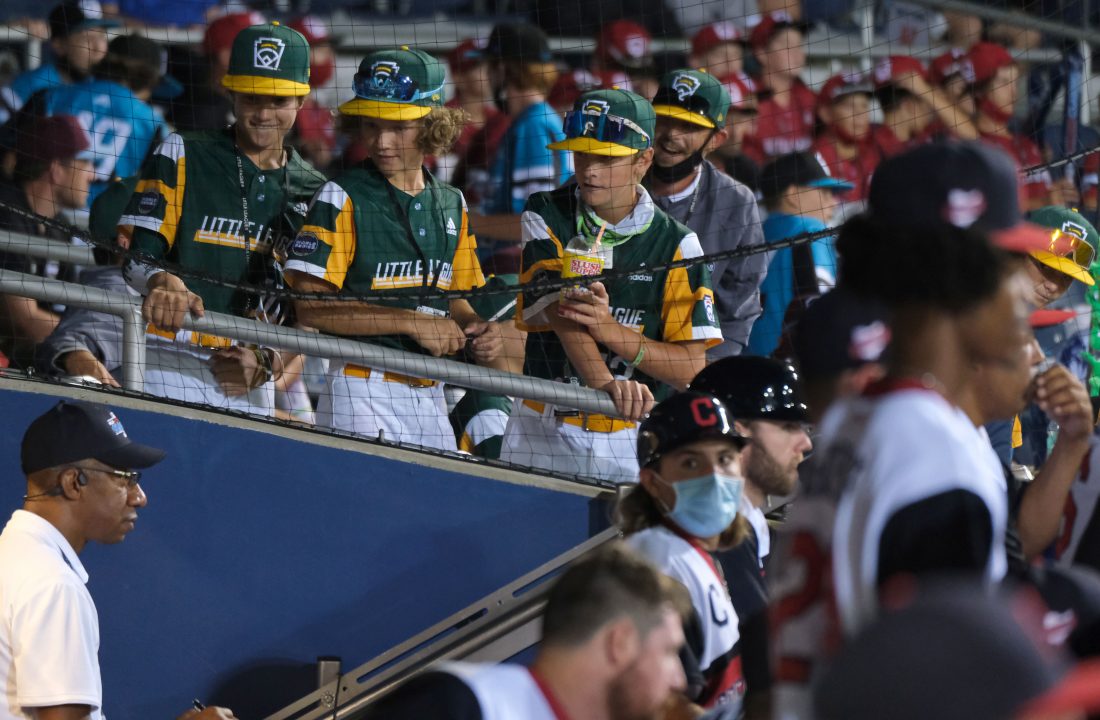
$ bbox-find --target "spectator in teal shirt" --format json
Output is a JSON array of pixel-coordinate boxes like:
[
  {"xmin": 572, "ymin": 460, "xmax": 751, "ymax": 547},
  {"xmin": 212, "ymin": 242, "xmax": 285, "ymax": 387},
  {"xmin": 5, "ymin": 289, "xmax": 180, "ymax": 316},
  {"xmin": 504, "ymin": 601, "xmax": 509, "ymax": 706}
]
[{"xmin": 748, "ymin": 152, "xmax": 852, "ymax": 357}]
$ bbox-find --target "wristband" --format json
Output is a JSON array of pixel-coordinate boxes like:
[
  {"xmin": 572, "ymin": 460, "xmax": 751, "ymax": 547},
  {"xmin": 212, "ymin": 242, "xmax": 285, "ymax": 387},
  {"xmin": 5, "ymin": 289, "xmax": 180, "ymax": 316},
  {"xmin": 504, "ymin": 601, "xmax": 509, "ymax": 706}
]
[
  {"xmin": 628, "ymin": 336, "xmax": 646, "ymax": 369},
  {"xmin": 250, "ymin": 347, "xmax": 274, "ymax": 387}
]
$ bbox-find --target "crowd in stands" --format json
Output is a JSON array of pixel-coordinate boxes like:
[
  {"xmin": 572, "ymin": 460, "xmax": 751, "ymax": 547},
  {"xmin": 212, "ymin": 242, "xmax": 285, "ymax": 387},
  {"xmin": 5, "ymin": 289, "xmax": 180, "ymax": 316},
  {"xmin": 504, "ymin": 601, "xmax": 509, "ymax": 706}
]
[{"xmin": 7, "ymin": 2, "xmax": 1100, "ymax": 717}]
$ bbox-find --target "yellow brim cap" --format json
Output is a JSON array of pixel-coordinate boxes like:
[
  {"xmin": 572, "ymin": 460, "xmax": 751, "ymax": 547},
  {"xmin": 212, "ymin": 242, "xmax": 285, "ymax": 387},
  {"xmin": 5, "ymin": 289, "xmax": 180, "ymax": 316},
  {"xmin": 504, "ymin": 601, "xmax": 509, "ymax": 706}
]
[
  {"xmin": 222, "ymin": 74, "xmax": 311, "ymax": 97},
  {"xmin": 652, "ymin": 104, "xmax": 717, "ymax": 129},
  {"xmin": 546, "ymin": 137, "xmax": 639, "ymax": 157},
  {"xmin": 1031, "ymin": 250, "xmax": 1096, "ymax": 286},
  {"xmin": 339, "ymin": 98, "xmax": 433, "ymax": 119}
]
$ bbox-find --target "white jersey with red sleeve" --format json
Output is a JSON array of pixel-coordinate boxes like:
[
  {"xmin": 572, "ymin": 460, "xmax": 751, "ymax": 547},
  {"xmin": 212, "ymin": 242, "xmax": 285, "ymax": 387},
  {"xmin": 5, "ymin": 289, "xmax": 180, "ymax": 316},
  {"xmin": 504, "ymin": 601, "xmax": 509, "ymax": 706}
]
[
  {"xmin": 1055, "ymin": 432, "xmax": 1100, "ymax": 568},
  {"xmin": 831, "ymin": 384, "xmax": 1008, "ymax": 636}
]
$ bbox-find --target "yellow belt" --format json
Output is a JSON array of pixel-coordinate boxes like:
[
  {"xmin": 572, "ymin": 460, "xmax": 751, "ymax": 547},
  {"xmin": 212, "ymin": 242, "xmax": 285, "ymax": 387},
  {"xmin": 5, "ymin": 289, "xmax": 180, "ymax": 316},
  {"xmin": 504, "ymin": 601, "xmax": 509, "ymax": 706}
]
[
  {"xmin": 522, "ymin": 399, "xmax": 635, "ymax": 434},
  {"xmin": 344, "ymin": 363, "xmax": 437, "ymax": 388},
  {"xmin": 146, "ymin": 324, "xmax": 233, "ymax": 349}
]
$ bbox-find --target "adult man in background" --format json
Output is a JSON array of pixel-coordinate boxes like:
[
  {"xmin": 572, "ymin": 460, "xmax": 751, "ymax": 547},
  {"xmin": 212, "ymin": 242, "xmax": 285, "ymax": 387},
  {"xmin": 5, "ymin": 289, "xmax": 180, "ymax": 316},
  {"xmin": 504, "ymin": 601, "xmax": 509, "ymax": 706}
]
[
  {"xmin": 0, "ymin": 400, "xmax": 235, "ymax": 720},
  {"xmin": 0, "ymin": 115, "xmax": 93, "ymax": 368},
  {"xmin": 646, "ymin": 68, "xmax": 766, "ymax": 359},
  {"xmin": 363, "ymin": 542, "xmax": 689, "ymax": 720}
]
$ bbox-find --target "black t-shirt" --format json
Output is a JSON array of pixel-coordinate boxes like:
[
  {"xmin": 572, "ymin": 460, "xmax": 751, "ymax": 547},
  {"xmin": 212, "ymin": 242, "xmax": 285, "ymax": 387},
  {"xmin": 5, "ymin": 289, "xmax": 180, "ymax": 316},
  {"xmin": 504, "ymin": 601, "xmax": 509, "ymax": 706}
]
[
  {"xmin": 718, "ymin": 525, "xmax": 772, "ymax": 699},
  {"xmin": 362, "ymin": 671, "xmax": 483, "ymax": 720}
]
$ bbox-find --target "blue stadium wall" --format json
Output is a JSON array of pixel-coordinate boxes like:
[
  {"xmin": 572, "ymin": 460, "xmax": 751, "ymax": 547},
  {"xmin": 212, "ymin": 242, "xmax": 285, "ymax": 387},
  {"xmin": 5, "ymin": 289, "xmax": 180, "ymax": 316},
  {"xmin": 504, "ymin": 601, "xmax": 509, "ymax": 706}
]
[{"xmin": 0, "ymin": 377, "xmax": 609, "ymax": 719}]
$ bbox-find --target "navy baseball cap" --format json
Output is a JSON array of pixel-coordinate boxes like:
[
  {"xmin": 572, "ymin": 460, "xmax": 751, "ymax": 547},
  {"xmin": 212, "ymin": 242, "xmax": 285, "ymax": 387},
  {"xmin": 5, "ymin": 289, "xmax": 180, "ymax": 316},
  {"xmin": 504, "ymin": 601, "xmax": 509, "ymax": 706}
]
[
  {"xmin": 21, "ymin": 400, "xmax": 166, "ymax": 475},
  {"xmin": 48, "ymin": 0, "xmax": 119, "ymax": 39},
  {"xmin": 793, "ymin": 288, "xmax": 891, "ymax": 380},
  {"xmin": 759, "ymin": 151, "xmax": 854, "ymax": 200},
  {"xmin": 868, "ymin": 140, "xmax": 1051, "ymax": 255}
]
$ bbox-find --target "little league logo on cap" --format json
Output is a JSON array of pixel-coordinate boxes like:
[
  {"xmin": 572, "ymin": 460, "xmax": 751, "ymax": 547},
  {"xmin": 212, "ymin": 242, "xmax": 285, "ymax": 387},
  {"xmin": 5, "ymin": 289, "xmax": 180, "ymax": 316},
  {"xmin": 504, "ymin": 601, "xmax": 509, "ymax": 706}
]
[
  {"xmin": 253, "ymin": 36, "xmax": 287, "ymax": 70},
  {"xmin": 340, "ymin": 47, "xmax": 446, "ymax": 120},
  {"xmin": 672, "ymin": 73, "xmax": 702, "ymax": 101},
  {"xmin": 222, "ymin": 22, "xmax": 311, "ymax": 97},
  {"xmin": 582, "ymin": 97, "xmax": 611, "ymax": 117},
  {"xmin": 1028, "ymin": 205, "xmax": 1099, "ymax": 286},
  {"xmin": 652, "ymin": 68, "xmax": 730, "ymax": 129}
]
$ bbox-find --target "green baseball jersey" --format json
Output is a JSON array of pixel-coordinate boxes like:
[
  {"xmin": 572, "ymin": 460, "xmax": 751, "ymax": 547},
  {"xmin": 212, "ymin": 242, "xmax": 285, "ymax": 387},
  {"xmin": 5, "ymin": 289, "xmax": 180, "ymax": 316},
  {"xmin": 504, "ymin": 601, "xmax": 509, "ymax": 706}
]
[
  {"xmin": 284, "ymin": 161, "xmax": 485, "ymax": 353},
  {"xmin": 518, "ymin": 186, "xmax": 721, "ymax": 392},
  {"xmin": 450, "ymin": 390, "xmax": 513, "ymax": 459},
  {"xmin": 122, "ymin": 127, "xmax": 326, "ymax": 315}
]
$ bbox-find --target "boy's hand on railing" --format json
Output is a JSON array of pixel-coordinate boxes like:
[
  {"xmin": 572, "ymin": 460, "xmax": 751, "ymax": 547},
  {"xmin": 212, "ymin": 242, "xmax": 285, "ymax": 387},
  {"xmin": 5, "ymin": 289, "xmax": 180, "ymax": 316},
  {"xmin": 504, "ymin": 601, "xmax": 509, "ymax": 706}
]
[
  {"xmin": 210, "ymin": 346, "xmax": 265, "ymax": 397},
  {"xmin": 464, "ymin": 321, "xmax": 505, "ymax": 364},
  {"xmin": 599, "ymin": 379, "xmax": 654, "ymax": 422},
  {"xmin": 144, "ymin": 272, "xmax": 205, "ymax": 333},
  {"xmin": 411, "ymin": 316, "xmax": 467, "ymax": 357},
  {"xmin": 61, "ymin": 350, "xmax": 121, "ymax": 388}
]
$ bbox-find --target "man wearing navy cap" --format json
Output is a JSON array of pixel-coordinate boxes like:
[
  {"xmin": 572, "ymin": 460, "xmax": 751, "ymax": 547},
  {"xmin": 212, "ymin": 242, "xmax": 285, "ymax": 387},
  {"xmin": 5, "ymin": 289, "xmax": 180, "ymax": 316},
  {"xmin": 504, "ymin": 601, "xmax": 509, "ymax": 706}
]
[{"xmin": 0, "ymin": 400, "xmax": 234, "ymax": 720}]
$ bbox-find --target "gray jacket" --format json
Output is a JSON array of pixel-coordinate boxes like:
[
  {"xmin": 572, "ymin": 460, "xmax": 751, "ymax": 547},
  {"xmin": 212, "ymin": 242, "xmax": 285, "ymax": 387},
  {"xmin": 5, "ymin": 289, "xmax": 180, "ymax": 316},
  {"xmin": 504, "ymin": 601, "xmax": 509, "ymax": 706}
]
[
  {"xmin": 650, "ymin": 160, "xmax": 767, "ymax": 360},
  {"xmin": 35, "ymin": 266, "xmax": 133, "ymax": 378}
]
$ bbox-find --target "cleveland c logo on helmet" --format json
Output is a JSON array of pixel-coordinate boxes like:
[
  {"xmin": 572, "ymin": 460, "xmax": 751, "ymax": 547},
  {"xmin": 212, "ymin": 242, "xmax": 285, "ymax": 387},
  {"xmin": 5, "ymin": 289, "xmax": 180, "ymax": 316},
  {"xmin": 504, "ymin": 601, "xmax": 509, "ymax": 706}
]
[
  {"xmin": 672, "ymin": 73, "xmax": 702, "ymax": 102},
  {"xmin": 253, "ymin": 37, "xmax": 287, "ymax": 70}
]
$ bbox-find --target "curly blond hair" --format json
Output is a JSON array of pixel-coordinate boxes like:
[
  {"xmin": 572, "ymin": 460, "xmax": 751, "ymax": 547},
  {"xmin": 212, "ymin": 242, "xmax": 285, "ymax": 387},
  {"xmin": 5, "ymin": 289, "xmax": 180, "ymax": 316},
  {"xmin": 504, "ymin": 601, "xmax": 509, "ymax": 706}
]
[{"xmin": 417, "ymin": 106, "xmax": 470, "ymax": 156}]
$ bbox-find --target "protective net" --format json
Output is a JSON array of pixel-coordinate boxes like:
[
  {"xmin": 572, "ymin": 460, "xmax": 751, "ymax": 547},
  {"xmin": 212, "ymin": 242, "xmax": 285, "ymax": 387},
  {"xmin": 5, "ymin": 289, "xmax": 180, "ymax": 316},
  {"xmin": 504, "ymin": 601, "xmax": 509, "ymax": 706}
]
[{"xmin": 0, "ymin": 0, "xmax": 1096, "ymax": 484}]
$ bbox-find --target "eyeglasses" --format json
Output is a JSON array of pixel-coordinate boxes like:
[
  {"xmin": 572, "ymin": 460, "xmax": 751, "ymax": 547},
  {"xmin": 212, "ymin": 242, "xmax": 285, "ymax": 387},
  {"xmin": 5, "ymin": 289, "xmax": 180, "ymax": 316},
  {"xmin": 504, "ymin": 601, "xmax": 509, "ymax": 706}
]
[
  {"xmin": 1049, "ymin": 227, "xmax": 1096, "ymax": 269},
  {"xmin": 71, "ymin": 465, "xmax": 143, "ymax": 489},
  {"xmin": 352, "ymin": 71, "xmax": 442, "ymax": 104},
  {"xmin": 563, "ymin": 110, "xmax": 651, "ymax": 148}
]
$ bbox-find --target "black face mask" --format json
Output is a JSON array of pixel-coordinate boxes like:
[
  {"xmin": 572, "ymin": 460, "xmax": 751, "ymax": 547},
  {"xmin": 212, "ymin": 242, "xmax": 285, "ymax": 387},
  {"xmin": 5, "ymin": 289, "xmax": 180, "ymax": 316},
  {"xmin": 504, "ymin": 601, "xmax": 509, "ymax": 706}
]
[{"xmin": 649, "ymin": 147, "xmax": 707, "ymax": 184}]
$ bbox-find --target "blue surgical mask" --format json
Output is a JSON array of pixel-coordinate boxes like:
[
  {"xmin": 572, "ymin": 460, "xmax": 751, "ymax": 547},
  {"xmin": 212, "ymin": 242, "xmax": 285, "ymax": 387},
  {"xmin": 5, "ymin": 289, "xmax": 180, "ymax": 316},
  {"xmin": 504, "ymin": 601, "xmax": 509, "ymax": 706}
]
[{"xmin": 658, "ymin": 472, "xmax": 744, "ymax": 539}]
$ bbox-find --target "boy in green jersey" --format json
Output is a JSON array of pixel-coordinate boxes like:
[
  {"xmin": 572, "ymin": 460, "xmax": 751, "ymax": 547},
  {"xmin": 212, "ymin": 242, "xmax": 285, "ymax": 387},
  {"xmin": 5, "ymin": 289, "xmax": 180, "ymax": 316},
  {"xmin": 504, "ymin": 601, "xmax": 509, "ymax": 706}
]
[{"xmin": 501, "ymin": 88, "xmax": 722, "ymax": 483}]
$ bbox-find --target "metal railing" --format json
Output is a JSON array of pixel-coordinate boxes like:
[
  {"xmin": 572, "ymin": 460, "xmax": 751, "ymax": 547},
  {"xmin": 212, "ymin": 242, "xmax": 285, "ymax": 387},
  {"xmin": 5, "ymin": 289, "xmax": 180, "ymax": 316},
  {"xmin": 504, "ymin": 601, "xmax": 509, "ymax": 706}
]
[{"xmin": 0, "ymin": 229, "xmax": 619, "ymax": 416}]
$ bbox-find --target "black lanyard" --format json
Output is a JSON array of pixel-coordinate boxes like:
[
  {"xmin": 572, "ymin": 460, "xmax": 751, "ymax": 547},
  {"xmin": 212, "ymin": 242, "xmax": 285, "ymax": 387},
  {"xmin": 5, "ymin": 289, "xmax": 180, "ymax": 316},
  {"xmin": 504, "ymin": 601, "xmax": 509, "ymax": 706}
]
[
  {"xmin": 234, "ymin": 143, "xmax": 291, "ymax": 321},
  {"xmin": 374, "ymin": 162, "xmax": 443, "ymax": 295}
]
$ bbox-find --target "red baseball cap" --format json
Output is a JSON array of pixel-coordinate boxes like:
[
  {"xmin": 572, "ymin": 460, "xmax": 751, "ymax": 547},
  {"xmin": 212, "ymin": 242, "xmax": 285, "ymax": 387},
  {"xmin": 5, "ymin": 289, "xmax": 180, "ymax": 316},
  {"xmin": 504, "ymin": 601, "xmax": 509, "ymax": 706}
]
[
  {"xmin": 20, "ymin": 114, "xmax": 91, "ymax": 164},
  {"xmin": 448, "ymin": 37, "xmax": 487, "ymax": 74},
  {"xmin": 595, "ymin": 20, "xmax": 652, "ymax": 70},
  {"xmin": 871, "ymin": 55, "xmax": 928, "ymax": 89},
  {"xmin": 965, "ymin": 41, "xmax": 1015, "ymax": 85},
  {"xmin": 203, "ymin": 11, "xmax": 266, "ymax": 56},
  {"xmin": 547, "ymin": 68, "xmax": 602, "ymax": 110},
  {"xmin": 288, "ymin": 15, "xmax": 331, "ymax": 46},
  {"xmin": 818, "ymin": 72, "xmax": 873, "ymax": 107},
  {"xmin": 750, "ymin": 11, "xmax": 801, "ymax": 51},
  {"xmin": 1029, "ymin": 308, "xmax": 1075, "ymax": 328},
  {"xmin": 691, "ymin": 21, "xmax": 744, "ymax": 57},
  {"xmin": 720, "ymin": 72, "xmax": 758, "ymax": 112},
  {"xmin": 929, "ymin": 48, "xmax": 967, "ymax": 85}
]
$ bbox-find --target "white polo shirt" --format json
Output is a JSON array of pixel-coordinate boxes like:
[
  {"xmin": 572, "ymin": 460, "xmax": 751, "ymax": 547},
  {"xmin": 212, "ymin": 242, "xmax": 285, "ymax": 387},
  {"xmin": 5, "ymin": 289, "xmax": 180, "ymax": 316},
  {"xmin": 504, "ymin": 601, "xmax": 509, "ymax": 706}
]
[{"xmin": 0, "ymin": 510, "xmax": 103, "ymax": 719}]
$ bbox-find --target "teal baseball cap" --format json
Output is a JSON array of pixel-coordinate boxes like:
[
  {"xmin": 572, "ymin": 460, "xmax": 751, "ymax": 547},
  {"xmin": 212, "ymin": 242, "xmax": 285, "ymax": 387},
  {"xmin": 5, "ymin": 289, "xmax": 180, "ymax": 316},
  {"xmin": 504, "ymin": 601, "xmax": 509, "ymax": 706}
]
[
  {"xmin": 340, "ymin": 47, "xmax": 446, "ymax": 120},
  {"xmin": 652, "ymin": 68, "xmax": 731, "ymax": 129},
  {"xmin": 222, "ymin": 22, "xmax": 312, "ymax": 97},
  {"xmin": 1028, "ymin": 206, "xmax": 1098, "ymax": 287},
  {"xmin": 549, "ymin": 88, "xmax": 655, "ymax": 157}
]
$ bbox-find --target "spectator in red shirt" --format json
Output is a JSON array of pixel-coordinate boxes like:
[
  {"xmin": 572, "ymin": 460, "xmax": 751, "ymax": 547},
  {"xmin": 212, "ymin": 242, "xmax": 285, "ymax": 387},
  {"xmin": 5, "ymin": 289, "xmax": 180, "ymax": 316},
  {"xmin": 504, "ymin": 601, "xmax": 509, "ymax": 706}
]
[
  {"xmin": 713, "ymin": 73, "xmax": 761, "ymax": 193},
  {"xmin": 868, "ymin": 55, "xmax": 977, "ymax": 160},
  {"xmin": 592, "ymin": 20, "xmax": 659, "ymax": 100},
  {"xmin": 966, "ymin": 41, "xmax": 1058, "ymax": 209},
  {"xmin": 287, "ymin": 16, "xmax": 337, "ymax": 175},
  {"xmin": 743, "ymin": 12, "xmax": 816, "ymax": 165},
  {"xmin": 446, "ymin": 38, "xmax": 511, "ymax": 207},
  {"xmin": 930, "ymin": 47, "xmax": 976, "ymax": 118},
  {"xmin": 812, "ymin": 72, "xmax": 876, "ymax": 204},
  {"xmin": 689, "ymin": 21, "xmax": 747, "ymax": 80}
]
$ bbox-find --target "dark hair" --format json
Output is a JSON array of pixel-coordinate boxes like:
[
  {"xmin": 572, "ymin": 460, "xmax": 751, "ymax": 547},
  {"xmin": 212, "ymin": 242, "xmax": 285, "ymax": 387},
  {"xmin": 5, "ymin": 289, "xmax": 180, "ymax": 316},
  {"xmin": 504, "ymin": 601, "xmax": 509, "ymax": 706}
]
[
  {"xmin": 541, "ymin": 542, "xmax": 691, "ymax": 648},
  {"xmin": 836, "ymin": 213, "xmax": 1007, "ymax": 313},
  {"xmin": 874, "ymin": 85, "xmax": 920, "ymax": 113},
  {"xmin": 615, "ymin": 484, "xmax": 749, "ymax": 551},
  {"xmin": 13, "ymin": 156, "xmax": 52, "ymax": 186},
  {"xmin": 94, "ymin": 55, "xmax": 159, "ymax": 94}
]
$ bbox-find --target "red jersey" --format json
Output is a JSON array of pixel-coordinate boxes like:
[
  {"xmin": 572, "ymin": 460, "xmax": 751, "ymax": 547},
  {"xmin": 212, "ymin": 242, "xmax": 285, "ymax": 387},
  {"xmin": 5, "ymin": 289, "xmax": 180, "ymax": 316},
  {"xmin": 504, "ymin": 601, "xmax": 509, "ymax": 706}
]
[
  {"xmin": 743, "ymin": 78, "xmax": 817, "ymax": 164},
  {"xmin": 812, "ymin": 132, "xmax": 878, "ymax": 202},
  {"xmin": 980, "ymin": 131, "xmax": 1053, "ymax": 205}
]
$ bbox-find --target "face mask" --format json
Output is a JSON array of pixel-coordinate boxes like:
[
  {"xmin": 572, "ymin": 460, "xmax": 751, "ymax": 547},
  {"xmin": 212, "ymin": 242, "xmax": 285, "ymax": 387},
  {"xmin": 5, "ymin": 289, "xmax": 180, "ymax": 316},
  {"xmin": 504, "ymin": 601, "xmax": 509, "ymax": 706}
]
[
  {"xmin": 979, "ymin": 97, "xmax": 1014, "ymax": 125},
  {"xmin": 649, "ymin": 147, "xmax": 706, "ymax": 184},
  {"xmin": 656, "ymin": 472, "xmax": 744, "ymax": 539},
  {"xmin": 492, "ymin": 82, "xmax": 508, "ymax": 114}
]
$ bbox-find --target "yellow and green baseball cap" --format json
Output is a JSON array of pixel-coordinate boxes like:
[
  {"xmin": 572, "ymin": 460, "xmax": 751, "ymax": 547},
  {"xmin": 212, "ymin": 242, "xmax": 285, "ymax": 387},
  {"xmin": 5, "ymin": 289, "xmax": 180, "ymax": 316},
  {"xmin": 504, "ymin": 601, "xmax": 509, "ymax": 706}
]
[
  {"xmin": 340, "ymin": 47, "xmax": 446, "ymax": 120},
  {"xmin": 652, "ymin": 68, "xmax": 730, "ymax": 129},
  {"xmin": 549, "ymin": 88, "xmax": 655, "ymax": 157},
  {"xmin": 1028, "ymin": 206, "xmax": 1097, "ymax": 286},
  {"xmin": 222, "ymin": 22, "xmax": 311, "ymax": 97}
]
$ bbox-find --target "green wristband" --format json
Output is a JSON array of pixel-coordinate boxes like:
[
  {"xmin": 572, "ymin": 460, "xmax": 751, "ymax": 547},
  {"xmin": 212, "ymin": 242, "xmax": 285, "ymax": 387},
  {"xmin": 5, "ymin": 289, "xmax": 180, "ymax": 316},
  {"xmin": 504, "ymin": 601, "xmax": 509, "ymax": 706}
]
[{"xmin": 629, "ymin": 337, "xmax": 646, "ymax": 368}]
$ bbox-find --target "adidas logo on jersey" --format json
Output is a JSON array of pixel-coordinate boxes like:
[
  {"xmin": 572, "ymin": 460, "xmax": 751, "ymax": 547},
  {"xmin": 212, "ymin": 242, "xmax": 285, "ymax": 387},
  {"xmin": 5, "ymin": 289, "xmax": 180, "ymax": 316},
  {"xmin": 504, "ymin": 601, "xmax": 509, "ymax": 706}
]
[{"xmin": 446, "ymin": 217, "xmax": 457, "ymax": 236}]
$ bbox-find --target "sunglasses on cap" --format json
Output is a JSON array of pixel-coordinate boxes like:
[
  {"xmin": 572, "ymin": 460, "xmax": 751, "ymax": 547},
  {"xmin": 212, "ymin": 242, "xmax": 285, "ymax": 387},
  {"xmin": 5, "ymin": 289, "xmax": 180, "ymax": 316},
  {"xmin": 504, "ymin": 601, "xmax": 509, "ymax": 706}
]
[
  {"xmin": 352, "ymin": 71, "xmax": 441, "ymax": 103},
  {"xmin": 1049, "ymin": 226, "xmax": 1097, "ymax": 268},
  {"xmin": 563, "ymin": 109, "xmax": 651, "ymax": 147}
]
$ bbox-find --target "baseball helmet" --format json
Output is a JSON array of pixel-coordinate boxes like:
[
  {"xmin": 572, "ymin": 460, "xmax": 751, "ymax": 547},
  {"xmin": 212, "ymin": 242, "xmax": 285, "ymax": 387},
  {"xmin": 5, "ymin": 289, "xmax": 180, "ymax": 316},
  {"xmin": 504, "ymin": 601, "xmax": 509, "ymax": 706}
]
[
  {"xmin": 690, "ymin": 356, "xmax": 809, "ymax": 423},
  {"xmin": 637, "ymin": 392, "xmax": 746, "ymax": 468}
]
